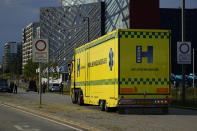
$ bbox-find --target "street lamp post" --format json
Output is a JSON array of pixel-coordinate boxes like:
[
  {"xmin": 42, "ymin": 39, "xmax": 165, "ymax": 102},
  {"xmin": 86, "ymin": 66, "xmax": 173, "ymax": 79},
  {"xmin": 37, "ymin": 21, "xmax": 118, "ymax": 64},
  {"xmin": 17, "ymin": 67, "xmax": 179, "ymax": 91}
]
[
  {"xmin": 181, "ymin": 0, "xmax": 186, "ymax": 104},
  {"xmin": 193, "ymin": 48, "xmax": 195, "ymax": 88},
  {"xmin": 83, "ymin": 17, "xmax": 90, "ymax": 42},
  {"xmin": 193, "ymin": 48, "xmax": 196, "ymax": 104}
]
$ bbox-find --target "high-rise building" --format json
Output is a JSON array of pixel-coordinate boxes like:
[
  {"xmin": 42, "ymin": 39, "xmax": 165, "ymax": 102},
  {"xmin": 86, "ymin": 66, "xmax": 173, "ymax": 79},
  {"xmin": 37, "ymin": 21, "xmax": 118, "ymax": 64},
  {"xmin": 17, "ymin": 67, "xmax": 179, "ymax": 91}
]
[
  {"xmin": 62, "ymin": 0, "xmax": 160, "ymax": 32},
  {"xmin": 2, "ymin": 42, "xmax": 22, "ymax": 74},
  {"xmin": 62, "ymin": 0, "xmax": 129, "ymax": 33},
  {"xmin": 22, "ymin": 22, "xmax": 40, "ymax": 70},
  {"xmin": 61, "ymin": 0, "xmax": 197, "ymax": 74},
  {"xmin": 40, "ymin": 2, "xmax": 104, "ymax": 70}
]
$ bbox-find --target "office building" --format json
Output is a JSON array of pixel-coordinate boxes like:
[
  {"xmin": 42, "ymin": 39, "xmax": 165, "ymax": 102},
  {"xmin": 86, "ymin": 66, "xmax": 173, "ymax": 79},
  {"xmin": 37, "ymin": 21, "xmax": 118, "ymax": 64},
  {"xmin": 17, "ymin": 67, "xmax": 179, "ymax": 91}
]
[
  {"xmin": 40, "ymin": 2, "xmax": 104, "ymax": 70},
  {"xmin": 60, "ymin": 0, "xmax": 197, "ymax": 74},
  {"xmin": 62, "ymin": 0, "xmax": 160, "ymax": 32},
  {"xmin": 22, "ymin": 22, "xmax": 40, "ymax": 70},
  {"xmin": 62, "ymin": 0, "xmax": 129, "ymax": 33},
  {"xmin": 2, "ymin": 42, "xmax": 22, "ymax": 74}
]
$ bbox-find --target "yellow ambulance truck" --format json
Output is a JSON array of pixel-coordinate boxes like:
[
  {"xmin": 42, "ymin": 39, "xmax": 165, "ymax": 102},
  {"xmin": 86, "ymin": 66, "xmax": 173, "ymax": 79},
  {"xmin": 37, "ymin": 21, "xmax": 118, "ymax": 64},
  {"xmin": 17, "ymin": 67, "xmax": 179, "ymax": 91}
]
[{"xmin": 70, "ymin": 29, "xmax": 171, "ymax": 113}]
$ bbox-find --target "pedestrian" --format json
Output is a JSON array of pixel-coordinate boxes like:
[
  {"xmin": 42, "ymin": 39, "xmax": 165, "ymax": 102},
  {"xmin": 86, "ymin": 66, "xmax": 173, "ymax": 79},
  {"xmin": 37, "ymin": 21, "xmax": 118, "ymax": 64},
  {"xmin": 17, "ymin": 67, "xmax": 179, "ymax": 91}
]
[
  {"xmin": 13, "ymin": 82, "xmax": 17, "ymax": 94},
  {"xmin": 60, "ymin": 82, "xmax": 64, "ymax": 95},
  {"xmin": 43, "ymin": 82, "xmax": 46, "ymax": 93},
  {"xmin": 9, "ymin": 81, "xmax": 14, "ymax": 93}
]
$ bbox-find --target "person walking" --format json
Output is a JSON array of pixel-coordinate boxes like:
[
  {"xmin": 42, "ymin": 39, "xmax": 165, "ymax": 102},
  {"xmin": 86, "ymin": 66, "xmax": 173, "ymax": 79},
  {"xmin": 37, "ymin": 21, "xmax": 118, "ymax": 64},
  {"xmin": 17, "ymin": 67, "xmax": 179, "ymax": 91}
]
[
  {"xmin": 60, "ymin": 82, "xmax": 64, "ymax": 95},
  {"xmin": 9, "ymin": 81, "xmax": 14, "ymax": 93},
  {"xmin": 13, "ymin": 82, "xmax": 17, "ymax": 94},
  {"xmin": 43, "ymin": 82, "xmax": 46, "ymax": 93}
]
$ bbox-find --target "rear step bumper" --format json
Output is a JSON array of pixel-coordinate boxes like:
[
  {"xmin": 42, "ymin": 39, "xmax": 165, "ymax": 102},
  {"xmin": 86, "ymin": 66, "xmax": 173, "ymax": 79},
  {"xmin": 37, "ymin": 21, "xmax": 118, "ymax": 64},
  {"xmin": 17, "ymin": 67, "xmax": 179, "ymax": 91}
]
[{"xmin": 118, "ymin": 104, "xmax": 168, "ymax": 108}]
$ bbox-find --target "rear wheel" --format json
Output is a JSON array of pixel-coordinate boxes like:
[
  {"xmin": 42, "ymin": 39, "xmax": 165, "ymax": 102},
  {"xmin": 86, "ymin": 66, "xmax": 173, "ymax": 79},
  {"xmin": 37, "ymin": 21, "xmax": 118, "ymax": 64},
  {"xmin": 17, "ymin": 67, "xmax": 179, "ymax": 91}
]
[
  {"xmin": 100, "ymin": 100, "xmax": 105, "ymax": 111},
  {"xmin": 77, "ymin": 90, "xmax": 84, "ymax": 105},
  {"xmin": 105, "ymin": 102, "xmax": 111, "ymax": 112}
]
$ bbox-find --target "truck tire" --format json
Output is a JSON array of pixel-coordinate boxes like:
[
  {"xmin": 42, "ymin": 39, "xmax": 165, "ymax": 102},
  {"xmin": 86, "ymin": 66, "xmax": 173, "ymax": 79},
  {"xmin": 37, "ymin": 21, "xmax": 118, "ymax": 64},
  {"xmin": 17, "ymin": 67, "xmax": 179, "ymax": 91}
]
[
  {"xmin": 105, "ymin": 102, "xmax": 111, "ymax": 112},
  {"xmin": 77, "ymin": 90, "xmax": 84, "ymax": 106},
  {"xmin": 100, "ymin": 100, "xmax": 105, "ymax": 111}
]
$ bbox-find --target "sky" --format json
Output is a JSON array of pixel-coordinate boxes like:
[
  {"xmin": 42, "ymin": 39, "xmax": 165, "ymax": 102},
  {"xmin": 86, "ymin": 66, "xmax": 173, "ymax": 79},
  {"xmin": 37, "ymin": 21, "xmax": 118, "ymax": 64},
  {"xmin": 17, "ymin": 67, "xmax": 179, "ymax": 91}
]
[{"xmin": 0, "ymin": 0, "xmax": 197, "ymax": 63}]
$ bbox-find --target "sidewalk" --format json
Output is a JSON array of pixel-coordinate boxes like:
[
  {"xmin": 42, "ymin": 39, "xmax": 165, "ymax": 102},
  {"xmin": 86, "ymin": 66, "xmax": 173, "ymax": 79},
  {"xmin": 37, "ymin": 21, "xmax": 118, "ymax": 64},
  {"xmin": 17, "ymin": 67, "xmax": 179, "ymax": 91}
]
[
  {"xmin": 0, "ymin": 88, "xmax": 101, "ymax": 131},
  {"xmin": 2, "ymin": 88, "xmax": 197, "ymax": 131}
]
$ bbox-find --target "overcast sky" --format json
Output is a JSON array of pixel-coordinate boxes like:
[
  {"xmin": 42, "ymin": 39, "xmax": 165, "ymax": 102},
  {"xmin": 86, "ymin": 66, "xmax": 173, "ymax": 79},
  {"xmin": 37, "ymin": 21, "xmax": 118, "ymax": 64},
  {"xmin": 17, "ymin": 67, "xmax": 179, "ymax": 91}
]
[{"xmin": 0, "ymin": 0, "xmax": 197, "ymax": 63}]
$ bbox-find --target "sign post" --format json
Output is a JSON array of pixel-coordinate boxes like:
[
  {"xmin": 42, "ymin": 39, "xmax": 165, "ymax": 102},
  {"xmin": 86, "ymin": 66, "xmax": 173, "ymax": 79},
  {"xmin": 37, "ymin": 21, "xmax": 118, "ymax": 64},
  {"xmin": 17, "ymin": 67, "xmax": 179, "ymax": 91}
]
[
  {"xmin": 32, "ymin": 39, "xmax": 49, "ymax": 108},
  {"xmin": 177, "ymin": 41, "xmax": 191, "ymax": 104}
]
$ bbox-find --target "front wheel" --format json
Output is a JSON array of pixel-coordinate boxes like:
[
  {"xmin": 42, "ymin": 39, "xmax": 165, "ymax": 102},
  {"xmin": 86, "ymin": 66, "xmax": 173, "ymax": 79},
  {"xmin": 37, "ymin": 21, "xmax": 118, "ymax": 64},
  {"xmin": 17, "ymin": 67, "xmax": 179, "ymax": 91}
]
[{"xmin": 100, "ymin": 100, "xmax": 105, "ymax": 111}]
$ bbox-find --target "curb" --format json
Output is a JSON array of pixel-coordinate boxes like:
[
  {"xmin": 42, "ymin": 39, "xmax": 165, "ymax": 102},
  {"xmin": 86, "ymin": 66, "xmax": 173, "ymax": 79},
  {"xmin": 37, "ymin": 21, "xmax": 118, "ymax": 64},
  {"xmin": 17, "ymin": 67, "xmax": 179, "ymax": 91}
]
[{"xmin": 0, "ymin": 101, "xmax": 100, "ymax": 131}]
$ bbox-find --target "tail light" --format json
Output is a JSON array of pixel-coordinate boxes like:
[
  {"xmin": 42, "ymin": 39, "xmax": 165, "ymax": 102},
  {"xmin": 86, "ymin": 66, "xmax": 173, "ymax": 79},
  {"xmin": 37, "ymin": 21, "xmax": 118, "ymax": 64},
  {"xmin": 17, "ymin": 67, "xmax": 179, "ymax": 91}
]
[{"xmin": 153, "ymin": 99, "xmax": 168, "ymax": 104}]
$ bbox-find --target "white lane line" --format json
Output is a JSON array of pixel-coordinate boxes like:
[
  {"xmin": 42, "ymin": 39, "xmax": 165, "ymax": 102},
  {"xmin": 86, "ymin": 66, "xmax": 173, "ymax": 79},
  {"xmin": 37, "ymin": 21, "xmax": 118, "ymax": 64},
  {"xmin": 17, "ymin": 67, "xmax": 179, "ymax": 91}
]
[
  {"xmin": 14, "ymin": 125, "xmax": 24, "ymax": 131},
  {"xmin": 1, "ymin": 104, "xmax": 83, "ymax": 131}
]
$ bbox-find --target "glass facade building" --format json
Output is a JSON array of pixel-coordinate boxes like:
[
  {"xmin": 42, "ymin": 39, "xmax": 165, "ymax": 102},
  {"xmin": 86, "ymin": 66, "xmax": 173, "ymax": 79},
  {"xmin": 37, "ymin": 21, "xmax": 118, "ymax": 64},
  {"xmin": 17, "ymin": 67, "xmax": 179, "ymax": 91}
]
[
  {"xmin": 62, "ymin": 0, "xmax": 129, "ymax": 33},
  {"xmin": 40, "ymin": 2, "xmax": 104, "ymax": 70},
  {"xmin": 62, "ymin": 1, "xmax": 197, "ymax": 74}
]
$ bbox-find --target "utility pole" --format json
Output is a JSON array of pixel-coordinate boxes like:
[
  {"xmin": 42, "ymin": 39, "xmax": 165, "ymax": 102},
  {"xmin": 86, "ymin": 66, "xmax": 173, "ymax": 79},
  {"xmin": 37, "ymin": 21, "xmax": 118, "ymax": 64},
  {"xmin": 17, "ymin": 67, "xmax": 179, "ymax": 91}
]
[
  {"xmin": 83, "ymin": 17, "xmax": 90, "ymax": 42},
  {"xmin": 181, "ymin": 0, "xmax": 186, "ymax": 104},
  {"xmin": 47, "ymin": 67, "xmax": 49, "ymax": 93},
  {"xmin": 39, "ymin": 63, "xmax": 42, "ymax": 108},
  {"xmin": 193, "ymin": 48, "xmax": 195, "ymax": 104},
  {"xmin": 181, "ymin": 0, "xmax": 185, "ymax": 42}
]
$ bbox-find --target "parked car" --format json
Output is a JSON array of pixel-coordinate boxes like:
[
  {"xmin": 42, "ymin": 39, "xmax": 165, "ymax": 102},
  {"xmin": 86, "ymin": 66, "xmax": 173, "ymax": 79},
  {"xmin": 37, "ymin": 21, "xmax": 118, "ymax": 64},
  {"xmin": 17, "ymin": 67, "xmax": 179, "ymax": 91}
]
[
  {"xmin": 26, "ymin": 80, "xmax": 37, "ymax": 92},
  {"xmin": 48, "ymin": 83, "xmax": 60, "ymax": 92},
  {"xmin": 0, "ymin": 79, "xmax": 11, "ymax": 92}
]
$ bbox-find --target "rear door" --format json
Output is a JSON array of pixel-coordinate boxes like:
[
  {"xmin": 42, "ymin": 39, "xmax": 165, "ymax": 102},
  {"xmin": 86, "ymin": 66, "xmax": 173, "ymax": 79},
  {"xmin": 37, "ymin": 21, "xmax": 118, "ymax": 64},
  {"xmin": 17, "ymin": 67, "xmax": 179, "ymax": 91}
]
[{"xmin": 119, "ymin": 29, "xmax": 170, "ymax": 99}]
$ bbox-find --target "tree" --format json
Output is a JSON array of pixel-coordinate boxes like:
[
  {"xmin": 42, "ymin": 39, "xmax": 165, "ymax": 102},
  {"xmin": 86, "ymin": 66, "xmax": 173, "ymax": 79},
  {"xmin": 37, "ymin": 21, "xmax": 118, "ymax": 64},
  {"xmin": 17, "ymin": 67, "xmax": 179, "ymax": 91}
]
[
  {"xmin": 41, "ymin": 61, "xmax": 59, "ymax": 78},
  {"xmin": 23, "ymin": 59, "xmax": 39, "ymax": 80}
]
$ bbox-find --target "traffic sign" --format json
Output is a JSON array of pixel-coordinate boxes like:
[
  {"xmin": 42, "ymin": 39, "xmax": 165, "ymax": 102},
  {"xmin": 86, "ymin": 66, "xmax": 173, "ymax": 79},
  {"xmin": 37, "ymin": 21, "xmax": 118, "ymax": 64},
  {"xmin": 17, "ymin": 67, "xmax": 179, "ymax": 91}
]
[
  {"xmin": 177, "ymin": 42, "xmax": 191, "ymax": 64},
  {"xmin": 32, "ymin": 39, "xmax": 49, "ymax": 63}
]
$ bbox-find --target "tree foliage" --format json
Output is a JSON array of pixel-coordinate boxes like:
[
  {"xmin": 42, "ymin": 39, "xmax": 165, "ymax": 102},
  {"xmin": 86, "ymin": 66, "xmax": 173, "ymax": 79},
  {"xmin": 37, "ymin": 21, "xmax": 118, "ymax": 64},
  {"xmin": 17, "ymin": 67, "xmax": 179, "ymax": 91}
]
[{"xmin": 23, "ymin": 59, "xmax": 39, "ymax": 79}]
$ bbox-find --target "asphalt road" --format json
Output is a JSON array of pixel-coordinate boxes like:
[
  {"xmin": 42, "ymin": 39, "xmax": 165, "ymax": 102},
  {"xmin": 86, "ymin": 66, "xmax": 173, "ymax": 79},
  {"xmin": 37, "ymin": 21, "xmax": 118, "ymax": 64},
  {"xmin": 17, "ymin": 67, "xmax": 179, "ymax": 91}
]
[
  {"xmin": 0, "ymin": 104, "xmax": 82, "ymax": 131},
  {"xmin": 1, "ymin": 89, "xmax": 197, "ymax": 131}
]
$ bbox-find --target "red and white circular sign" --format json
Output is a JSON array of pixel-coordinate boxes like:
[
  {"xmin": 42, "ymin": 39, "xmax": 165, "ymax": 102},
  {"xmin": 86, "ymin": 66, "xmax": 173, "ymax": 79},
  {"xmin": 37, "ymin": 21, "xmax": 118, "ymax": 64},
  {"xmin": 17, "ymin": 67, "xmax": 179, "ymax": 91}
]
[
  {"xmin": 179, "ymin": 43, "xmax": 190, "ymax": 54},
  {"xmin": 35, "ymin": 40, "xmax": 47, "ymax": 51}
]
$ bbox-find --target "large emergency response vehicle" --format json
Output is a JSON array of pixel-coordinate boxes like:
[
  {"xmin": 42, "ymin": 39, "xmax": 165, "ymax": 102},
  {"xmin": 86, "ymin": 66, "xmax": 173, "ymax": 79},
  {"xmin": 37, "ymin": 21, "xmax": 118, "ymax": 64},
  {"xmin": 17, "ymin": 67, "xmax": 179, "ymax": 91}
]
[{"xmin": 70, "ymin": 29, "xmax": 171, "ymax": 113}]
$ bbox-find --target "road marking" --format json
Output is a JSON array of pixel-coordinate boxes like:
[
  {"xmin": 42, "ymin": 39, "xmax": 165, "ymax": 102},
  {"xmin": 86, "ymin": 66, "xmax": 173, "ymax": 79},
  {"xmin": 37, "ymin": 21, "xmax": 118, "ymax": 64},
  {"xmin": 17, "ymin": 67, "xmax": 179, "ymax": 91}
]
[
  {"xmin": 1, "ymin": 104, "xmax": 83, "ymax": 131},
  {"xmin": 14, "ymin": 125, "xmax": 24, "ymax": 131},
  {"xmin": 14, "ymin": 125, "xmax": 40, "ymax": 131}
]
